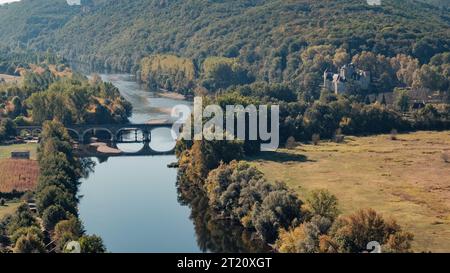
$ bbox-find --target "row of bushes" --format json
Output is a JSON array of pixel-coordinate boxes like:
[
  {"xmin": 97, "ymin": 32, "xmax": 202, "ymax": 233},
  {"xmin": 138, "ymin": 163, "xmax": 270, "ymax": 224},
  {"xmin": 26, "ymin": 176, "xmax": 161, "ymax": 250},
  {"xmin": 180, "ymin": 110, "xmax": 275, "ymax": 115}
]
[{"xmin": 0, "ymin": 121, "xmax": 105, "ymax": 253}]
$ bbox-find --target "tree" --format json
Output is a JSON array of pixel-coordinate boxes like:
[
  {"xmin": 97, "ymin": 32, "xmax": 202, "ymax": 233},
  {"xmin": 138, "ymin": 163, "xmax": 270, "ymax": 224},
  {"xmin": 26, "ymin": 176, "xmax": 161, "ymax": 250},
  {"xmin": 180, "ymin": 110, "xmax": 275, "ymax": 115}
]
[
  {"xmin": 36, "ymin": 185, "xmax": 78, "ymax": 216},
  {"xmin": 394, "ymin": 89, "xmax": 410, "ymax": 112},
  {"xmin": 333, "ymin": 48, "xmax": 350, "ymax": 69},
  {"xmin": 201, "ymin": 57, "xmax": 254, "ymax": 92},
  {"xmin": 413, "ymin": 64, "xmax": 447, "ymax": 91},
  {"xmin": 10, "ymin": 226, "xmax": 44, "ymax": 245},
  {"xmin": 186, "ymin": 138, "xmax": 244, "ymax": 182},
  {"xmin": 9, "ymin": 96, "xmax": 23, "ymax": 118},
  {"xmin": 13, "ymin": 233, "xmax": 45, "ymax": 253},
  {"xmin": 380, "ymin": 94, "xmax": 387, "ymax": 105},
  {"xmin": 6, "ymin": 204, "xmax": 38, "ymax": 235},
  {"xmin": 79, "ymin": 235, "xmax": 106, "ymax": 253},
  {"xmin": 252, "ymin": 190, "xmax": 303, "ymax": 243},
  {"xmin": 391, "ymin": 54, "xmax": 419, "ymax": 87},
  {"xmin": 54, "ymin": 216, "xmax": 83, "ymax": 241},
  {"xmin": 205, "ymin": 161, "xmax": 266, "ymax": 219},
  {"xmin": 306, "ymin": 189, "xmax": 340, "ymax": 221},
  {"xmin": 0, "ymin": 118, "xmax": 16, "ymax": 142},
  {"xmin": 326, "ymin": 209, "xmax": 414, "ymax": 253},
  {"xmin": 42, "ymin": 205, "xmax": 67, "ymax": 230},
  {"xmin": 54, "ymin": 216, "xmax": 83, "ymax": 252},
  {"xmin": 275, "ymin": 216, "xmax": 332, "ymax": 253}
]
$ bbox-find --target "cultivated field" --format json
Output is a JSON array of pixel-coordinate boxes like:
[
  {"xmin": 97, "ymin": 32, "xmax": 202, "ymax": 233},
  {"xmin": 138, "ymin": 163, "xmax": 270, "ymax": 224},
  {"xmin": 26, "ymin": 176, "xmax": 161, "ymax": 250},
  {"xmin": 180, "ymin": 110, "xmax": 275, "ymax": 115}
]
[
  {"xmin": 249, "ymin": 131, "xmax": 450, "ymax": 253},
  {"xmin": 0, "ymin": 159, "xmax": 39, "ymax": 193}
]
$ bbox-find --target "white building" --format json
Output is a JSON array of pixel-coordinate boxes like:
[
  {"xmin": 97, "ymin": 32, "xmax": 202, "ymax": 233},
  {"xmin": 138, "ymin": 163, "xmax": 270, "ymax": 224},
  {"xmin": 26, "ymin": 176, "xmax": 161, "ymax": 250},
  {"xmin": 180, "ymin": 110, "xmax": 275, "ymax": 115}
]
[{"xmin": 323, "ymin": 63, "xmax": 371, "ymax": 95}]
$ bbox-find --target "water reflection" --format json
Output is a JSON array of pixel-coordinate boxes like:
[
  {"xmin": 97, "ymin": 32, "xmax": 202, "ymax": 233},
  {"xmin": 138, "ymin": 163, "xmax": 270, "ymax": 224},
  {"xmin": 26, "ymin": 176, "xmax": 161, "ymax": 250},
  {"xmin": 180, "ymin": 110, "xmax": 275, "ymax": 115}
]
[{"xmin": 176, "ymin": 171, "xmax": 270, "ymax": 253}]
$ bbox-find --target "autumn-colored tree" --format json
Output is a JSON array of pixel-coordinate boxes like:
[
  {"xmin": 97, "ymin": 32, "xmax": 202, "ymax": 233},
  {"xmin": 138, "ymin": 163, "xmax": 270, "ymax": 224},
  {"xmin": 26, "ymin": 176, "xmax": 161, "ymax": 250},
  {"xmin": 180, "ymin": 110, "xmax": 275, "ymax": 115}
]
[
  {"xmin": 325, "ymin": 209, "xmax": 413, "ymax": 253},
  {"xmin": 13, "ymin": 233, "xmax": 45, "ymax": 253}
]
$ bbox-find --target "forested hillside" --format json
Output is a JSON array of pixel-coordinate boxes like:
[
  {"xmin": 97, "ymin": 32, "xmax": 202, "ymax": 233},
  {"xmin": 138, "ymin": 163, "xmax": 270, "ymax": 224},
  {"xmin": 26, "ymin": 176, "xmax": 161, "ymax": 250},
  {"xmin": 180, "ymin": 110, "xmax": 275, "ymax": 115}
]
[{"xmin": 0, "ymin": 0, "xmax": 449, "ymax": 76}]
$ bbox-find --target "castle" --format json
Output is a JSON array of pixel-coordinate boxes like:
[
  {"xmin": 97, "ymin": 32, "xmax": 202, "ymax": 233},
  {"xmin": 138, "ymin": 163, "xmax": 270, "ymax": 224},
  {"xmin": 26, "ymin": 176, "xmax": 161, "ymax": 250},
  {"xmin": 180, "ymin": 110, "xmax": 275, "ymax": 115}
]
[{"xmin": 323, "ymin": 63, "xmax": 371, "ymax": 94}]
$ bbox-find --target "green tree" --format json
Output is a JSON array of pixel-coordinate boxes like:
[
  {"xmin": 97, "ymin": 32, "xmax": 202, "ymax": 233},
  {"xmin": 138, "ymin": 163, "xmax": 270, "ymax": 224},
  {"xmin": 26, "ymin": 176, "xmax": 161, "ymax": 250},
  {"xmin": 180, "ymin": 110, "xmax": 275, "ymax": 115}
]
[
  {"xmin": 6, "ymin": 204, "xmax": 38, "ymax": 235},
  {"xmin": 0, "ymin": 118, "xmax": 16, "ymax": 142},
  {"xmin": 394, "ymin": 89, "xmax": 410, "ymax": 112},
  {"xmin": 10, "ymin": 226, "xmax": 44, "ymax": 245},
  {"xmin": 252, "ymin": 190, "xmax": 303, "ymax": 243},
  {"xmin": 79, "ymin": 235, "xmax": 106, "ymax": 253},
  {"xmin": 13, "ymin": 233, "xmax": 46, "ymax": 253},
  {"xmin": 42, "ymin": 205, "xmax": 67, "ymax": 230},
  {"xmin": 306, "ymin": 189, "xmax": 340, "ymax": 221},
  {"xmin": 36, "ymin": 185, "xmax": 78, "ymax": 216}
]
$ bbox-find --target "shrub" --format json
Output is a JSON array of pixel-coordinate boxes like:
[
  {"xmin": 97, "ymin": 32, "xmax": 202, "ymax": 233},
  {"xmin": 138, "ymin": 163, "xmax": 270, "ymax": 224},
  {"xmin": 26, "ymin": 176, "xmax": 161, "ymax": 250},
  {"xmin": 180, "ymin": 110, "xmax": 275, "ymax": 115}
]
[
  {"xmin": 442, "ymin": 151, "xmax": 449, "ymax": 163},
  {"xmin": 79, "ymin": 235, "xmax": 106, "ymax": 253},
  {"xmin": 312, "ymin": 134, "xmax": 320, "ymax": 145},
  {"xmin": 390, "ymin": 129, "xmax": 398, "ymax": 140},
  {"xmin": 285, "ymin": 136, "xmax": 297, "ymax": 149}
]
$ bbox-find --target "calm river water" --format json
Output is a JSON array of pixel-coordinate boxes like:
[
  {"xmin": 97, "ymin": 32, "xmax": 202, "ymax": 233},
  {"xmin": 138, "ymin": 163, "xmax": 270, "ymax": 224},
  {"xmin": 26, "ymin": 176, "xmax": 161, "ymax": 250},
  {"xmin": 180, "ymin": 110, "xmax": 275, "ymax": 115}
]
[{"xmin": 78, "ymin": 74, "xmax": 199, "ymax": 253}]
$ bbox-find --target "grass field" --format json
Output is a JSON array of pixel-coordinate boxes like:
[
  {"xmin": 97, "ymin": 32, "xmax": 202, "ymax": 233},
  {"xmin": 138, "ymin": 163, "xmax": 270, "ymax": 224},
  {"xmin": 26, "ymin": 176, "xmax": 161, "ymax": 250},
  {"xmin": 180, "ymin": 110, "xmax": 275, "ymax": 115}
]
[
  {"xmin": 248, "ymin": 131, "xmax": 450, "ymax": 253},
  {"xmin": 0, "ymin": 201, "xmax": 21, "ymax": 220},
  {"xmin": 0, "ymin": 143, "xmax": 38, "ymax": 160}
]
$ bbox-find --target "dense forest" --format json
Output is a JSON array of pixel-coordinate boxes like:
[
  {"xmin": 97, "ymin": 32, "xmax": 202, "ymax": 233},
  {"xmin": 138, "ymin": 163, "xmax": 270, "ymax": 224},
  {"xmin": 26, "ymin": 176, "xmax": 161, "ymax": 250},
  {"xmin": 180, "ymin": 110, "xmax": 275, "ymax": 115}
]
[
  {"xmin": 0, "ymin": 63, "xmax": 132, "ymax": 128},
  {"xmin": 0, "ymin": 0, "xmax": 449, "ymax": 76}
]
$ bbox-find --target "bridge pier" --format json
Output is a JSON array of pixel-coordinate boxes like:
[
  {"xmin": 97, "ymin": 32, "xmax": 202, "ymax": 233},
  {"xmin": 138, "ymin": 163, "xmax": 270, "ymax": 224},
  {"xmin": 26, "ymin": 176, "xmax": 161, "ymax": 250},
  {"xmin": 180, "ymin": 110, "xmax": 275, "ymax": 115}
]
[{"xmin": 143, "ymin": 130, "xmax": 151, "ymax": 142}]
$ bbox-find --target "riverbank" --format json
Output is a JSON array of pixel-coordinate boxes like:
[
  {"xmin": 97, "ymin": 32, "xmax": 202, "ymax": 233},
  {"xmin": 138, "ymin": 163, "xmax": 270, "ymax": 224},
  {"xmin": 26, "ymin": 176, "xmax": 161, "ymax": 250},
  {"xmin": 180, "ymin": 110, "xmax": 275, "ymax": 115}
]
[{"xmin": 157, "ymin": 89, "xmax": 186, "ymax": 100}]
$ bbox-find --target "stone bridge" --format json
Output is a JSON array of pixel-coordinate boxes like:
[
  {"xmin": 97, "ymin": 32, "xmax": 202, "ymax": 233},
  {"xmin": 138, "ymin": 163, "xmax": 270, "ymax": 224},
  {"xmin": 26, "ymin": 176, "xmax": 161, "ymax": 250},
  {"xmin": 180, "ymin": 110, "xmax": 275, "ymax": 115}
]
[{"xmin": 17, "ymin": 121, "xmax": 175, "ymax": 143}]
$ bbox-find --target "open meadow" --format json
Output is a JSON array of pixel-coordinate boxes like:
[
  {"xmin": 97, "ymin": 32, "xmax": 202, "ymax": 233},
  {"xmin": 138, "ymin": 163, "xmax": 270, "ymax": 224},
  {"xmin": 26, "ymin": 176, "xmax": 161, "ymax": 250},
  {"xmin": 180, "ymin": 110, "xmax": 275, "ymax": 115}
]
[
  {"xmin": 0, "ymin": 143, "xmax": 38, "ymax": 160},
  {"xmin": 249, "ymin": 131, "xmax": 450, "ymax": 252},
  {"xmin": 0, "ymin": 201, "xmax": 21, "ymax": 220}
]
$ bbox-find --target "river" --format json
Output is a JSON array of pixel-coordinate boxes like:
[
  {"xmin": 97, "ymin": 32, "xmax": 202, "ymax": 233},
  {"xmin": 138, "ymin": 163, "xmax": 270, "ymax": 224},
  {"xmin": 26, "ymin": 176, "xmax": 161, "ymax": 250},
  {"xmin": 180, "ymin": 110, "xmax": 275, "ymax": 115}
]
[{"xmin": 78, "ymin": 74, "xmax": 200, "ymax": 253}]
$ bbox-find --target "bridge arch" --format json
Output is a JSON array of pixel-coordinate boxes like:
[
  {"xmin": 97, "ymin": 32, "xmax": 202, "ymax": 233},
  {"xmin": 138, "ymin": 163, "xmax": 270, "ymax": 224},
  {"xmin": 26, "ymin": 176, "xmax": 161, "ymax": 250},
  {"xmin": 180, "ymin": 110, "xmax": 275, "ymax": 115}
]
[
  {"xmin": 115, "ymin": 127, "xmax": 151, "ymax": 142},
  {"xmin": 66, "ymin": 129, "xmax": 81, "ymax": 142},
  {"xmin": 31, "ymin": 128, "xmax": 42, "ymax": 137},
  {"xmin": 81, "ymin": 128, "xmax": 115, "ymax": 143},
  {"xmin": 18, "ymin": 129, "xmax": 32, "ymax": 138}
]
